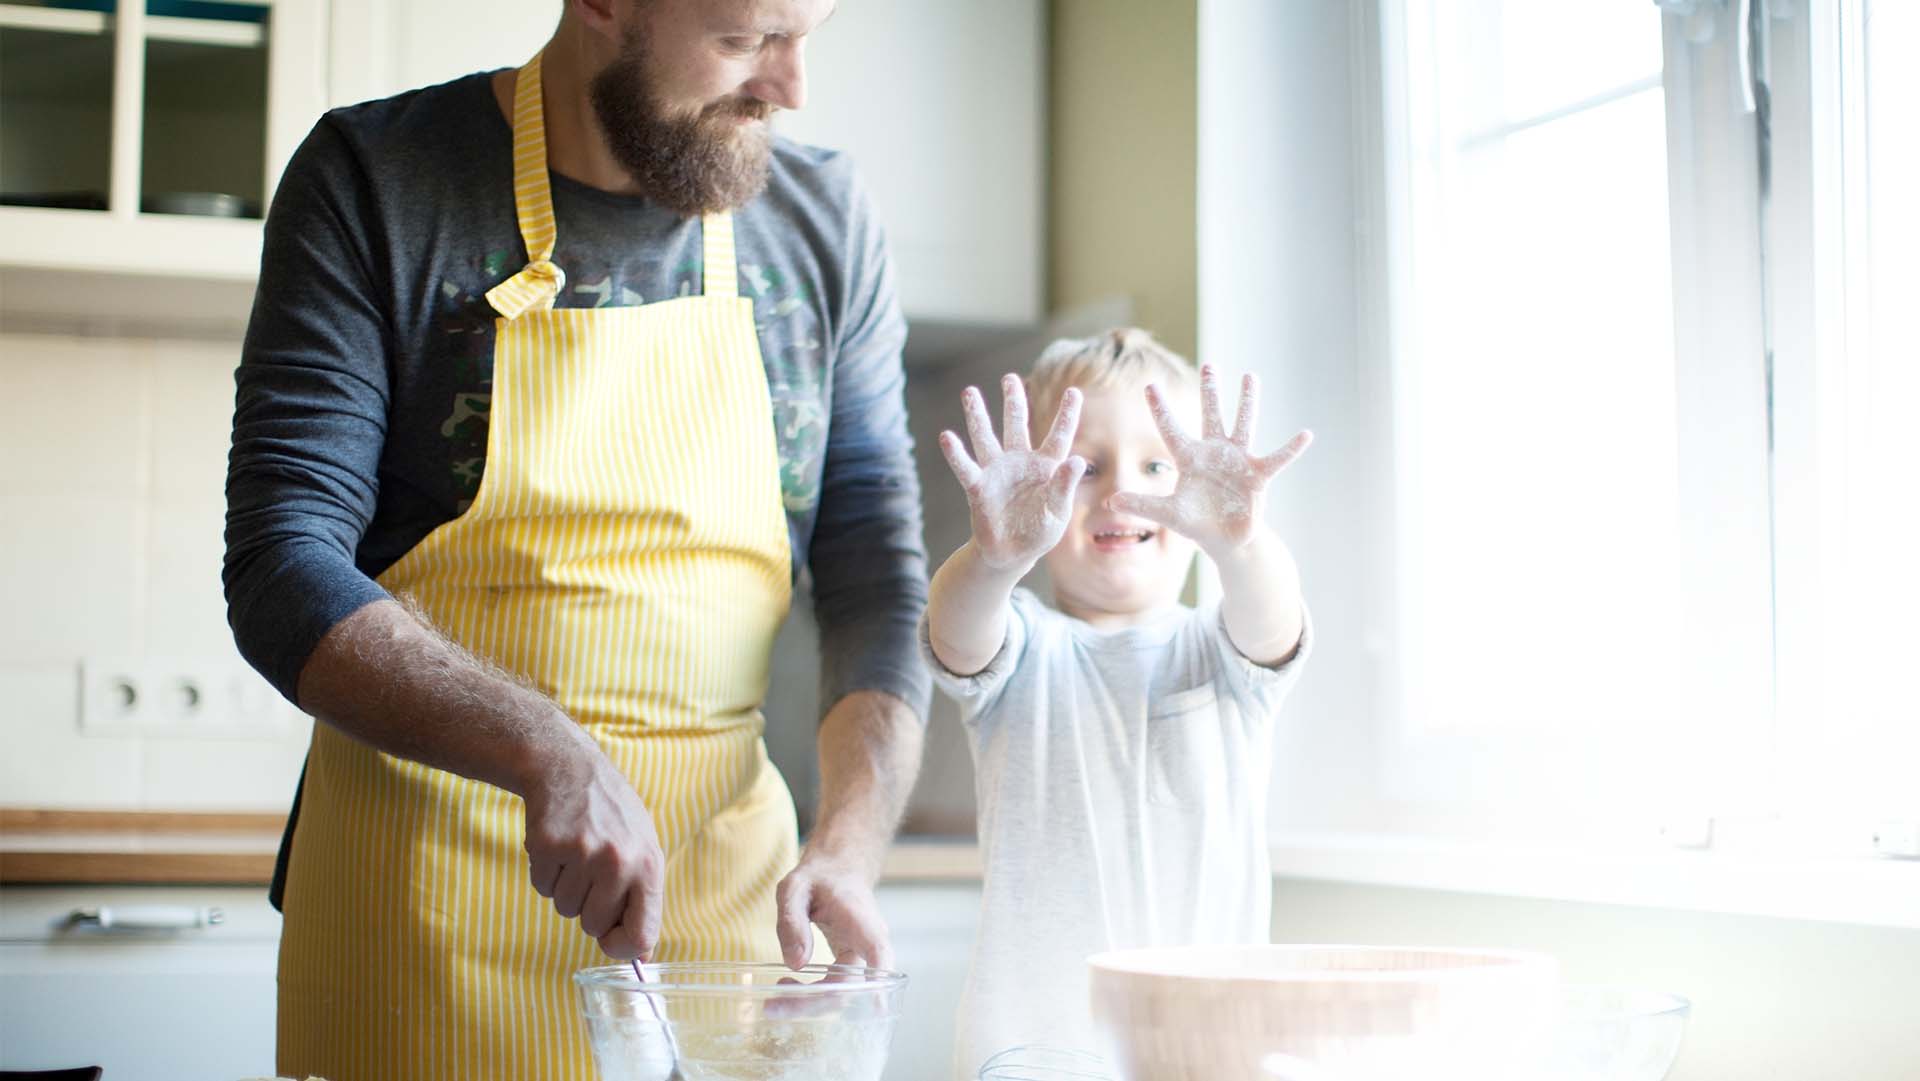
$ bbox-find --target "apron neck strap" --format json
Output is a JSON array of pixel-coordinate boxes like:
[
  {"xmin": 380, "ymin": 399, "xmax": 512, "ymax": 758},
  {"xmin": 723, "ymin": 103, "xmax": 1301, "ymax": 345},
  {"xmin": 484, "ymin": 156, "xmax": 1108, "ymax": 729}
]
[
  {"xmin": 486, "ymin": 50, "xmax": 565, "ymax": 318},
  {"xmin": 700, "ymin": 211, "xmax": 738, "ymax": 298},
  {"xmin": 486, "ymin": 49, "xmax": 740, "ymax": 316}
]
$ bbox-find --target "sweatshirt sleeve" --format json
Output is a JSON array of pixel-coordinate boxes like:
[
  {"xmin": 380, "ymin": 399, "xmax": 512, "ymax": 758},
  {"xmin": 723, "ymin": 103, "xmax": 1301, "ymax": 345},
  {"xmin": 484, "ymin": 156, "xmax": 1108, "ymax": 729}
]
[
  {"xmin": 222, "ymin": 115, "xmax": 394, "ymax": 703},
  {"xmin": 805, "ymin": 163, "xmax": 932, "ymax": 720}
]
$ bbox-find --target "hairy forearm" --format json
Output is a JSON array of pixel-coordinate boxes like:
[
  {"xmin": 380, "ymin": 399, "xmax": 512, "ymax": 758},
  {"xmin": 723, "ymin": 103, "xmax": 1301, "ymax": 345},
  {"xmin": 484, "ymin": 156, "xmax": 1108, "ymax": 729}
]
[
  {"xmin": 1211, "ymin": 527, "xmax": 1306, "ymax": 667},
  {"xmin": 926, "ymin": 541, "xmax": 1027, "ymax": 676},
  {"xmin": 294, "ymin": 597, "xmax": 593, "ymax": 799},
  {"xmin": 802, "ymin": 690, "xmax": 923, "ymax": 882}
]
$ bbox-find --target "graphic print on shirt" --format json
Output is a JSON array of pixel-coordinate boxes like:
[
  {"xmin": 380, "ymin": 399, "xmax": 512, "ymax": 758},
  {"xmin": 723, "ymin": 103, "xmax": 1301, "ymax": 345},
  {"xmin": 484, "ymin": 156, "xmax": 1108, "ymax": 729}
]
[
  {"xmin": 746, "ymin": 261, "xmax": 827, "ymax": 513},
  {"xmin": 434, "ymin": 245, "xmax": 830, "ymax": 514}
]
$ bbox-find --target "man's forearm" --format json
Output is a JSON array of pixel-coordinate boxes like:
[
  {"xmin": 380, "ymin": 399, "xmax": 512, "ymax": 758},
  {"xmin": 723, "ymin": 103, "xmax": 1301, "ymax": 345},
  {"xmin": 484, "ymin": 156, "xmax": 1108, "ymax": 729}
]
[
  {"xmin": 801, "ymin": 689, "xmax": 924, "ymax": 881},
  {"xmin": 295, "ymin": 597, "xmax": 592, "ymax": 799},
  {"xmin": 1211, "ymin": 527, "xmax": 1306, "ymax": 667}
]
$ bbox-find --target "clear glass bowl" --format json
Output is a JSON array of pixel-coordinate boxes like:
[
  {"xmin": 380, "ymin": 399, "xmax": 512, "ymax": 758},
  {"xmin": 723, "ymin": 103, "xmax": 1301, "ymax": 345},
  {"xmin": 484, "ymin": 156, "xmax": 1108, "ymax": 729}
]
[
  {"xmin": 575, "ymin": 962, "xmax": 907, "ymax": 1081},
  {"xmin": 1547, "ymin": 985, "xmax": 1691, "ymax": 1081},
  {"xmin": 978, "ymin": 1044, "xmax": 1115, "ymax": 1079}
]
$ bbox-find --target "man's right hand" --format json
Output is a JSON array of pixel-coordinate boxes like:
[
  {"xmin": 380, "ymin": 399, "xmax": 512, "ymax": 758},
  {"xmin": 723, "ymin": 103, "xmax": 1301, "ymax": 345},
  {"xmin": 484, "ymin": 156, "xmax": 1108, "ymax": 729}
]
[
  {"xmin": 938, "ymin": 374, "xmax": 1086, "ymax": 572},
  {"xmin": 520, "ymin": 730, "xmax": 666, "ymax": 961}
]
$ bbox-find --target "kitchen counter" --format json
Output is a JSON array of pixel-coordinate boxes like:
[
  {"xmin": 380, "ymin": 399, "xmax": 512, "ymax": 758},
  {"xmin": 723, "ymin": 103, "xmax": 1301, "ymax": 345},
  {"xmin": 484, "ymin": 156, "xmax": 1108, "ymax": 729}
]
[{"xmin": 0, "ymin": 808, "xmax": 981, "ymax": 886}]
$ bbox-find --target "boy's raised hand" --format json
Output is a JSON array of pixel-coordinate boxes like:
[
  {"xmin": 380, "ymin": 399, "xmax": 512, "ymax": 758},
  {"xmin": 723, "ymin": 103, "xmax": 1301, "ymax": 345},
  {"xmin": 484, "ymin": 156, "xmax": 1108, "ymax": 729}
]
[
  {"xmin": 939, "ymin": 375, "xmax": 1087, "ymax": 572},
  {"xmin": 1110, "ymin": 364, "xmax": 1312, "ymax": 555}
]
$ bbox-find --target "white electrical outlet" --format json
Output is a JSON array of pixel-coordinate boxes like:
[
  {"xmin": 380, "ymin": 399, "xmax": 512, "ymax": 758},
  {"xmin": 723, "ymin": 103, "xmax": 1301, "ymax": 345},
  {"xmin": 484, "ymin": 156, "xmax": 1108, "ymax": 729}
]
[
  {"xmin": 1658, "ymin": 815, "xmax": 1716, "ymax": 850},
  {"xmin": 79, "ymin": 656, "xmax": 302, "ymax": 739},
  {"xmin": 1872, "ymin": 822, "xmax": 1920, "ymax": 859},
  {"xmin": 155, "ymin": 667, "xmax": 209, "ymax": 727},
  {"xmin": 79, "ymin": 657, "xmax": 157, "ymax": 736}
]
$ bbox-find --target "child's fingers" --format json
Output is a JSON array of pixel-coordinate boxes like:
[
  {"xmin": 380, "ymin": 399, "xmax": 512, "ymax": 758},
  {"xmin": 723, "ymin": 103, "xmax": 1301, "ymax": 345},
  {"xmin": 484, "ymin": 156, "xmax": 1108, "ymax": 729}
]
[
  {"xmin": 1255, "ymin": 430, "xmax": 1314, "ymax": 479},
  {"xmin": 1044, "ymin": 455, "xmax": 1087, "ymax": 518},
  {"xmin": 1107, "ymin": 490, "xmax": 1178, "ymax": 526},
  {"xmin": 1000, "ymin": 374, "xmax": 1031, "ymax": 452},
  {"xmin": 1200, "ymin": 364, "xmax": 1226, "ymax": 441},
  {"xmin": 1037, "ymin": 387, "xmax": 1083, "ymax": 460},
  {"xmin": 938, "ymin": 430, "xmax": 985, "ymax": 491},
  {"xmin": 1143, "ymin": 383, "xmax": 1194, "ymax": 456},
  {"xmin": 1231, "ymin": 373, "xmax": 1259, "ymax": 447},
  {"xmin": 961, "ymin": 386, "xmax": 1003, "ymax": 462}
]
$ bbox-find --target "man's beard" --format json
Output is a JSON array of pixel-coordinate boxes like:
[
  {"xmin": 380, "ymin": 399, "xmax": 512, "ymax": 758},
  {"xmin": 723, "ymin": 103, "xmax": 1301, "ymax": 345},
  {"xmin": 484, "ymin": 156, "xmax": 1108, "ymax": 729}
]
[{"xmin": 588, "ymin": 26, "xmax": 775, "ymax": 217}]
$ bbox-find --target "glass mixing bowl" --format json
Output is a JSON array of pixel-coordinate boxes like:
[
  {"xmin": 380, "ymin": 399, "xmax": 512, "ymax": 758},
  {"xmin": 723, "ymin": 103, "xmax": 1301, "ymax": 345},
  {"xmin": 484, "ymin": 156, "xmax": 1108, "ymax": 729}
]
[
  {"xmin": 978, "ymin": 1044, "xmax": 1115, "ymax": 1079},
  {"xmin": 1547, "ymin": 985, "xmax": 1691, "ymax": 1081},
  {"xmin": 575, "ymin": 962, "xmax": 906, "ymax": 1081}
]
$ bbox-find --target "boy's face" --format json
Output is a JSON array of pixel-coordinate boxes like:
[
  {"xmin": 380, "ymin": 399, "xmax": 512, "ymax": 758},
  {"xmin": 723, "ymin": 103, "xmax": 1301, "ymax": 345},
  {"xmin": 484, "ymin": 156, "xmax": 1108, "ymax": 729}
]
[{"xmin": 1042, "ymin": 381, "xmax": 1199, "ymax": 623}]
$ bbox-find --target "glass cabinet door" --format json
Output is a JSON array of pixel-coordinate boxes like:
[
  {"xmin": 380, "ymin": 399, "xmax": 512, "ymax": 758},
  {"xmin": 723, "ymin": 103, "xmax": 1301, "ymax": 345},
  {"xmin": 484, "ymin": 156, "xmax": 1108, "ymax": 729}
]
[
  {"xmin": 141, "ymin": 0, "xmax": 270, "ymax": 218},
  {"xmin": 0, "ymin": 1, "xmax": 118, "ymax": 211},
  {"xmin": 1, "ymin": 0, "xmax": 272, "ymax": 220}
]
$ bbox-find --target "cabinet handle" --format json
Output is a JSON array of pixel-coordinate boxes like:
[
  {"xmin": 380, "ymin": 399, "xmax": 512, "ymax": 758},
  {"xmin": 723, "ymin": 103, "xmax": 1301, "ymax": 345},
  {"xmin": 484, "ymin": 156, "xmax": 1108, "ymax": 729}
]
[{"xmin": 67, "ymin": 906, "xmax": 225, "ymax": 931}]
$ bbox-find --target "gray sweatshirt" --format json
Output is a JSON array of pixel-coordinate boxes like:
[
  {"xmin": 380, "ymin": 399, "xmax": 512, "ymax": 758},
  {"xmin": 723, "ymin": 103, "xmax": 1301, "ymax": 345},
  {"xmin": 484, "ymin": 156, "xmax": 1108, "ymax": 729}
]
[{"xmin": 224, "ymin": 71, "xmax": 932, "ymax": 906}]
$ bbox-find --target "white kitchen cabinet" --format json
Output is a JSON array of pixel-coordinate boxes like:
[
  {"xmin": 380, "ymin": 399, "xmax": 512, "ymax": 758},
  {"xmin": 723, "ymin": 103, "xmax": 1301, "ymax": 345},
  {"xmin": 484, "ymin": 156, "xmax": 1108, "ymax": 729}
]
[
  {"xmin": 772, "ymin": 0, "xmax": 1045, "ymax": 326},
  {"xmin": 0, "ymin": 0, "xmax": 330, "ymax": 280},
  {"xmin": 323, "ymin": 0, "xmax": 555, "ymax": 108},
  {"xmin": 325, "ymin": 0, "xmax": 1046, "ymax": 326},
  {"xmin": 0, "ymin": 884, "xmax": 281, "ymax": 1079}
]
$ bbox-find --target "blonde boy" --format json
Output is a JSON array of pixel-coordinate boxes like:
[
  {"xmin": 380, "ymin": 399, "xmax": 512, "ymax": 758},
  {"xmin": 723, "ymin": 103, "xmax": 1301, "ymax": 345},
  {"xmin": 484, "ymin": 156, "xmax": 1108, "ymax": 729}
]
[{"xmin": 921, "ymin": 328, "xmax": 1313, "ymax": 1076}]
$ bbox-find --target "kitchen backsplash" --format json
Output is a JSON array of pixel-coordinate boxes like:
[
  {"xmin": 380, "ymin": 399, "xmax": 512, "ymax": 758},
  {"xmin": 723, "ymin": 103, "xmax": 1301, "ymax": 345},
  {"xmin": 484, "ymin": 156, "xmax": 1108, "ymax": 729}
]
[{"xmin": 0, "ymin": 330, "xmax": 311, "ymax": 811}]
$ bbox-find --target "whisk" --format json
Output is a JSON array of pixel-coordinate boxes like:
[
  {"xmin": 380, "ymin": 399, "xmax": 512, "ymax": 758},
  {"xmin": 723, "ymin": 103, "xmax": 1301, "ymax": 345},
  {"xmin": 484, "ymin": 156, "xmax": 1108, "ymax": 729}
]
[{"xmin": 630, "ymin": 960, "xmax": 686, "ymax": 1081}]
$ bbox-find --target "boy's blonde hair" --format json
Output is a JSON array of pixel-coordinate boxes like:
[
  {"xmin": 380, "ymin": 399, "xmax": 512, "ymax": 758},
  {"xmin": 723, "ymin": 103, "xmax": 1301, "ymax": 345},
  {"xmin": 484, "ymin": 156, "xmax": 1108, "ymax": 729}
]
[{"xmin": 1024, "ymin": 327, "xmax": 1199, "ymax": 443}]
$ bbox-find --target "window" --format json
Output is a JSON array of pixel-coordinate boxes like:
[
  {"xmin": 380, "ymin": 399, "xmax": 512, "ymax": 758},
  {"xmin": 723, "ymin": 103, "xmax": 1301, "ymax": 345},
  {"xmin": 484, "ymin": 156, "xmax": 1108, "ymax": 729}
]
[
  {"xmin": 1365, "ymin": 0, "xmax": 1915, "ymax": 845},
  {"xmin": 1771, "ymin": 0, "xmax": 1920, "ymax": 835}
]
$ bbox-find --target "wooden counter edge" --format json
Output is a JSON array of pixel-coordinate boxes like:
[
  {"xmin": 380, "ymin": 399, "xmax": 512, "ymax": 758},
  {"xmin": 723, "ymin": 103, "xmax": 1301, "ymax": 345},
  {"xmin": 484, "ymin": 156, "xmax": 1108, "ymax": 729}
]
[
  {"xmin": 0, "ymin": 808, "xmax": 287, "ymax": 834},
  {"xmin": 0, "ymin": 849, "xmax": 279, "ymax": 885},
  {"xmin": 880, "ymin": 841, "xmax": 982, "ymax": 882},
  {"xmin": 2, "ymin": 838, "xmax": 981, "ymax": 887}
]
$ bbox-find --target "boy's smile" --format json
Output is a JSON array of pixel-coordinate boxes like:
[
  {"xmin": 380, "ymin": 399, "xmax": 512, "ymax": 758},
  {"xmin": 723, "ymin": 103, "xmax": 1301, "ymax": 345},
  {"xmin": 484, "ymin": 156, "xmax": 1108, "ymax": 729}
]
[{"xmin": 1089, "ymin": 523, "xmax": 1158, "ymax": 551}]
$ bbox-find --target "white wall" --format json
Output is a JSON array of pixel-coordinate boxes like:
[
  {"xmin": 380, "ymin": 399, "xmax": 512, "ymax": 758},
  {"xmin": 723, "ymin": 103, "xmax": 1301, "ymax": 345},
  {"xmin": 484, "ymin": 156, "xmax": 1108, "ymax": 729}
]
[{"xmin": 0, "ymin": 331, "xmax": 311, "ymax": 810}]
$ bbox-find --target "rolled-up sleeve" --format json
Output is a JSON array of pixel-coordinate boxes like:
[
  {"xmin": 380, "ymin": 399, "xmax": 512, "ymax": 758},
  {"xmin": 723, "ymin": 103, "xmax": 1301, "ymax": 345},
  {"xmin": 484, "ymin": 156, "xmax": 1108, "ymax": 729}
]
[
  {"xmin": 806, "ymin": 170, "xmax": 932, "ymax": 720},
  {"xmin": 223, "ymin": 117, "xmax": 393, "ymax": 704}
]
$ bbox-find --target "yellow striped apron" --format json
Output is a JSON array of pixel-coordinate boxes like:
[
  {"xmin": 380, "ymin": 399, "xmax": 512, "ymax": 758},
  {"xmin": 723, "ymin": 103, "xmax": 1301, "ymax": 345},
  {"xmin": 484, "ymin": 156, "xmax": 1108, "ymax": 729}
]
[{"xmin": 276, "ymin": 50, "xmax": 801, "ymax": 1081}]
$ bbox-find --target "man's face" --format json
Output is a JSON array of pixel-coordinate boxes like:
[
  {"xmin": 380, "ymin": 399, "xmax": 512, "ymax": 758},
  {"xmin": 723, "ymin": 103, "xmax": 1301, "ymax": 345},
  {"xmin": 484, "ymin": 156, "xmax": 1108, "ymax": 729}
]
[{"xmin": 590, "ymin": 0, "xmax": 834, "ymax": 217}]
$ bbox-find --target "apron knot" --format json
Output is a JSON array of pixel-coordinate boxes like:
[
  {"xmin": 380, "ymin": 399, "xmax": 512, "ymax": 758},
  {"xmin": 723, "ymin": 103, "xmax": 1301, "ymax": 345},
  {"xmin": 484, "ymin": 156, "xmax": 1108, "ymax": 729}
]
[{"xmin": 484, "ymin": 258, "xmax": 568, "ymax": 320}]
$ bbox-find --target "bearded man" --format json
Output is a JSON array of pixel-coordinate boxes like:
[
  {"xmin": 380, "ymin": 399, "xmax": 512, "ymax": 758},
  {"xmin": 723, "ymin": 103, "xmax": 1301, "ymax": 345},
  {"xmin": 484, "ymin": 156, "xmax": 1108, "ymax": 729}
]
[{"xmin": 223, "ymin": 2, "xmax": 929, "ymax": 1076}]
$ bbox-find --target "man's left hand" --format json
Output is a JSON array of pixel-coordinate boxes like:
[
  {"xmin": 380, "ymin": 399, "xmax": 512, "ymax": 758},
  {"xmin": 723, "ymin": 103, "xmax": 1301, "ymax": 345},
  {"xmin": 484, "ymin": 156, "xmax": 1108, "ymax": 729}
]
[
  {"xmin": 769, "ymin": 688, "xmax": 921, "ymax": 972},
  {"xmin": 775, "ymin": 848, "xmax": 893, "ymax": 970}
]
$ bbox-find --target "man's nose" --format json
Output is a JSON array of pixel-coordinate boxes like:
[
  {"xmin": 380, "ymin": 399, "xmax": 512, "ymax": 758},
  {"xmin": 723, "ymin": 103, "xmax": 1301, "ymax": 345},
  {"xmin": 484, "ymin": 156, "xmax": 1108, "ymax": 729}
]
[{"xmin": 749, "ymin": 39, "xmax": 807, "ymax": 111}]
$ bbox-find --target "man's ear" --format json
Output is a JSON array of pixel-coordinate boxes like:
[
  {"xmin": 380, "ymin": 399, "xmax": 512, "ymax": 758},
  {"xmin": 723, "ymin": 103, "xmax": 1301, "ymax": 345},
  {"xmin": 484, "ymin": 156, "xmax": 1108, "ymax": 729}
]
[{"xmin": 569, "ymin": 0, "xmax": 625, "ymax": 43}]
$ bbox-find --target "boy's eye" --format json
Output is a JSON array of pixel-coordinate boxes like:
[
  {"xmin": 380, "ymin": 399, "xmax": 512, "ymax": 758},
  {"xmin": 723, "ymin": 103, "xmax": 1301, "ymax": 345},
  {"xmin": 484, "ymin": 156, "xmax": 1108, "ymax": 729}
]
[
  {"xmin": 1144, "ymin": 461, "xmax": 1173, "ymax": 476},
  {"xmin": 1079, "ymin": 460, "xmax": 1101, "ymax": 477},
  {"xmin": 721, "ymin": 35, "xmax": 767, "ymax": 53}
]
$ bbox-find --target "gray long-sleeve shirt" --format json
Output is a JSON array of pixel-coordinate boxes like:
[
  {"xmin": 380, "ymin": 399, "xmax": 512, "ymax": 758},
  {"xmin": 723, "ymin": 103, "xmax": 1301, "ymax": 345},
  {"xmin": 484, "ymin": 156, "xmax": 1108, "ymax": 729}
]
[{"xmin": 223, "ymin": 70, "xmax": 931, "ymax": 720}]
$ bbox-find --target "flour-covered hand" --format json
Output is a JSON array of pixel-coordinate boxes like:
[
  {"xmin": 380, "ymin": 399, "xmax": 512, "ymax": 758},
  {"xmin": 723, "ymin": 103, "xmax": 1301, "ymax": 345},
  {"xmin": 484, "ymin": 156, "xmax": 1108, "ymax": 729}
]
[
  {"xmin": 938, "ymin": 375, "xmax": 1087, "ymax": 572},
  {"xmin": 1107, "ymin": 365, "xmax": 1311, "ymax": 556}
]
